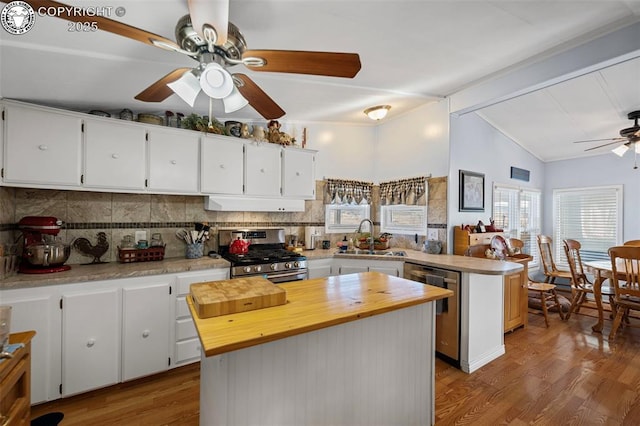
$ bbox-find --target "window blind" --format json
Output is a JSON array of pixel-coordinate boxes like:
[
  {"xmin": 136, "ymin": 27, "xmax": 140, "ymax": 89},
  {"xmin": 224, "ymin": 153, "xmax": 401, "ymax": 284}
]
[{"xmin": 553, "ymin": 185, "xmax": 622, "ymax": 265}]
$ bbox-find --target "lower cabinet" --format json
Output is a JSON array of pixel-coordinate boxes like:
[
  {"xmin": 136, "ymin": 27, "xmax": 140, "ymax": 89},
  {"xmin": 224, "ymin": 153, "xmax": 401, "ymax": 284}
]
[
  {"xmin": 307, "ymin": 258, "xmax": 334, "ymax": 279},
  {"xmin": 503, "ymin": 257, "xmax": 529, "ymax": 333},
  {"xmin": 333, "ymin": 259, "xmax": 404, "ymax": 277}
]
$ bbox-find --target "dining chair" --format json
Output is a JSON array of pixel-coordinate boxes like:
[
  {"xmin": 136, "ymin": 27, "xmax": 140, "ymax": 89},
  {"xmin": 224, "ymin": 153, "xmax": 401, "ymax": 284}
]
[
  {"xmin": 537, "ymin": 235, "xmax": 572, "ymax": 284},
  {"xmin": 528, "ymin": 280, "xmax": 564, "ymax": 327},
  {"xmin": 608, "ymin": 245, "xmax": 640, "ymax": 340},
  {"xmin": 563, "ymin": 239, "xmax": 616, "ymax": 320},
  {"xmin": 624, "ymin": 240, "xmax": 640, "ymax": 246}
]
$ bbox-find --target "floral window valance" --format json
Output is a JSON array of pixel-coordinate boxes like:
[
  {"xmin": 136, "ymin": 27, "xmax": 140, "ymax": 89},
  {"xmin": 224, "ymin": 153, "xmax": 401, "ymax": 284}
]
[
  {"xmin": 325, "ymin": 178, "xmax": 373, "ymax": 205},
  {"xmin": 379, "ymin": 176, "xmax": 427, "ymax": 206}
]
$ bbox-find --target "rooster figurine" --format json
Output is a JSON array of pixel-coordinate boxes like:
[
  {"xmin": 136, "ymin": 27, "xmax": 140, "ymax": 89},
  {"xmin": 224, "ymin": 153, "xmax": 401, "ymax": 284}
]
[{"xmin": 73, "ymin": 232, "xmax": 109, "ymax": 264}]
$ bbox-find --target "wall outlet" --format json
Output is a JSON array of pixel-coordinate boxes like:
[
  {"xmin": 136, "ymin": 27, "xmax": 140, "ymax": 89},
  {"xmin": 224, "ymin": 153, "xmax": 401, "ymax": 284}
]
[{"xmin": 427, "ymin": 229, "xmax": 438, "ymax": 241}]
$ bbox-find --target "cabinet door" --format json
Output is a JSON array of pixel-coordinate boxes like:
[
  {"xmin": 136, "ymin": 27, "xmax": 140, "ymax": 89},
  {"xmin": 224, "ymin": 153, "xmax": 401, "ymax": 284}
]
[
  {"xmin": 147, "ymin": 128, "xmax": 200, "ymax": 193},
  {"xmin": 369, "ymin": 265, "xmax": 400, "ymax": 277},
  {"xmin": 122, "ymin": 282, "xmax": 171, "ymax": 381},
  {"xmin": 83, "ymin": 118, "xmax": 146, "ymax": 190},
  {"xmin": 62, "ymin": 288, "xmax": 120, "ymax": 396},
  {"xmin": 245, "ymin": 143, "xmax": 281, "ymax": 196},
  {"xmin": 504, "ymin": 272, "xmax": 525, "ymax": 332},
  {"xmin": 307, "ymin": 259, "xmax": 333, "ymax": 279},
  {"xmin": 282, "ymin": 149, "xmax": 315, "ymax": 199},
  {"xmin": 0, "ymin": 287, "xmax": 61, "ymax": 404},
  {"xmin": 4, "ymin": 103, "xmax": 82, "ymax": 186},
  {"xmin": 200, "ymin": 135, "xmax": 244, "ymax": 194}
]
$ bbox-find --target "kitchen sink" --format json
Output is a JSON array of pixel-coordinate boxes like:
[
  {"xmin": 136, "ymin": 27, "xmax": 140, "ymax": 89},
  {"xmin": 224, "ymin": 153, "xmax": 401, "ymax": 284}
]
[{"xmin": 336, "ymin": 249, "xmax": 407, "ymax": 257}]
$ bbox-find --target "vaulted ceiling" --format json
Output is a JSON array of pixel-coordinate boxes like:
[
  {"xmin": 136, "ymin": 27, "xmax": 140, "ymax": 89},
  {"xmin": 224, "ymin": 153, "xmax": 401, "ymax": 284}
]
[{"xmin": 1, "ymin": 0, "xmax": 639, "ymax": 162}]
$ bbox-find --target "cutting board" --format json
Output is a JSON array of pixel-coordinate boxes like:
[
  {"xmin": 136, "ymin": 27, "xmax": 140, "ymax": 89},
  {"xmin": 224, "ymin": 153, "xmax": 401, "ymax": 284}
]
[{"xmin": 190, "ymin": 276, "xmax": 287, "ymax": 318}]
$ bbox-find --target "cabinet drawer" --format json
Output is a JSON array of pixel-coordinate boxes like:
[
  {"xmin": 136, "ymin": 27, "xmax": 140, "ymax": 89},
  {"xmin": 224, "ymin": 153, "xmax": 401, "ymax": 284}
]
[
  {"xmin": 176, "ymin": 296, "xmax": 190, "ymax": 318},
  {"xmin": 469, "ymin": 234, "xmax": 493, "ymax": 245},
  {"xmin": 175, "ymin": 338, "xmax": 201, "ymax": 364},
  {"xmin": 176, "ymin": 271, "xmax": 229, "ymax": 295},
  {"xmin": 176, "ymin": 318, "xmax": 197, "ymax": 341}
]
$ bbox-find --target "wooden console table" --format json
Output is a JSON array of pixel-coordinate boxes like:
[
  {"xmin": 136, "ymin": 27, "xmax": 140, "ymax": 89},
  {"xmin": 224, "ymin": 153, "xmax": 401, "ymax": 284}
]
[{"xmin": 0, "ymin": 331, "xmax": 36, "ymax": 426}]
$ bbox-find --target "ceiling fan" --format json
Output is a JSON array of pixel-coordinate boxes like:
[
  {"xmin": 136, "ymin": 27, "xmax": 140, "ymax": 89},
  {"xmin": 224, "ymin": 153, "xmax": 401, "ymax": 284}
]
[
  {"xmin": 20, "ymin": 0, "xmax": 362, "ymax": 119},
  {"xmin": 574, "ymin": 110, "xmax": 640, "ymax": 168}
]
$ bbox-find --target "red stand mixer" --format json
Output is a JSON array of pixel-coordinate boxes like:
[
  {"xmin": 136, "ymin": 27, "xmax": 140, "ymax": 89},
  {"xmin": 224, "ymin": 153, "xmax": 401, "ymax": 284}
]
[{"xmin": 18, "ymin": 216, "xmax": 71, "ymax": 274}]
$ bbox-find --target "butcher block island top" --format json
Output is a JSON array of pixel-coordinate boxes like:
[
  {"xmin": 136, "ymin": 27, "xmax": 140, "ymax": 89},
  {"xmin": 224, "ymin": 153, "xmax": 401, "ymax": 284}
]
[{"xmin": 188, "ymin": 271, "xmax": 452, "ymax": 357}]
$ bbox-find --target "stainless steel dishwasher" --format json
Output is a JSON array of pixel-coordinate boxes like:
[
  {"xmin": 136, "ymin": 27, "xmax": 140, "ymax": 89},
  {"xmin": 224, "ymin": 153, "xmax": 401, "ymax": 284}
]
[{"xmin": 404, "ymin": 262, "xmax": 460, "ymax": 366}]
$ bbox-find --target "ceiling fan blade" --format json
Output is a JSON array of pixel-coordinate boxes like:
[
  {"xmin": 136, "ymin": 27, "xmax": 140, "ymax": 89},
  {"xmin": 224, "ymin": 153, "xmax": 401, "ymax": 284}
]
[
  {"xmin": 573, "ymin": 137, "xmax": 626, "ymax": 144},
  {"xmin": 188, "ymin": 0, "xmax": 229, "ymax": 46},
  {"xmin": 233, "ymin": 74, "xmax": 285, "ymax": 119},
  {"xmin": 243, "ymin": 50, "xmax": 362, "ymax": 78},
  {"xmin": 135, "ymin": 68, "xmax": 192, "ymax": 102},
  {"xmin": 584, "ymin": 140, "xmax": 627, "ymax": 152},
  {"xmin": 22, "ymin": 0, "xmax": 181, "ymax": 51}
]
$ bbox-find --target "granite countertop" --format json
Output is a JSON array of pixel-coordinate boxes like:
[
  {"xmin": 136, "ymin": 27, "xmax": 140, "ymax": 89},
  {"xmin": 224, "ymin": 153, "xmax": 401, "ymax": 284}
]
[{"xmin": 0, "ymin": 256, "xmax": 230, "ymax": 290}]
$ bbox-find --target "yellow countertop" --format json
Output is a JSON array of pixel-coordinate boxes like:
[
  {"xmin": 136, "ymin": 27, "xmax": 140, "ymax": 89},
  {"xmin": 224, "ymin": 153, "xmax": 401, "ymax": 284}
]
[{"xmin": 188, "ymin": 271, "xmax": 453, "ymax": 357}]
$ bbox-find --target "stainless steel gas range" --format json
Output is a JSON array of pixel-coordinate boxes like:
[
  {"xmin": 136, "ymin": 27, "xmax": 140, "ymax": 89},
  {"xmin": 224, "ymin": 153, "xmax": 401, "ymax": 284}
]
[{"xmin": 218, "ymin": 228, "xmax": 308, "ymax": 283}]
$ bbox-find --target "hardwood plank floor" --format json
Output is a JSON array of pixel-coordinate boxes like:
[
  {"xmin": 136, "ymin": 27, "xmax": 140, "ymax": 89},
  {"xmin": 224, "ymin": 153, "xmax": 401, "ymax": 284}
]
[{"xmin": 32, "ymin": 312, "xmax": 640, "ymax": 425}]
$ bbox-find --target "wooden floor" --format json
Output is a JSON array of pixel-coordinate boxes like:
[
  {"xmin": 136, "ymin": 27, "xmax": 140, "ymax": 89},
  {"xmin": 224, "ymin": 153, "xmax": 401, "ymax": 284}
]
[{"xmin": 32, "ymin": 311, "xmax": 640, "ymax": 425}]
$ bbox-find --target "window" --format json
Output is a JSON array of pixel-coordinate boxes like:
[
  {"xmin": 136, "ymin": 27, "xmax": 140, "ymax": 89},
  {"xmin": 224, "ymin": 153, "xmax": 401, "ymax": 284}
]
[
  {"xmin": 325, "ymin": 205, "xmax": 370, "ymax": 233},
  {"xmin": 492, "ymin": 184, "xmax": 541, "ymax": 267},
  {"xmin": 553, "ymin": 185, "xmax": 622, "ymax": 265},
  {"xmin": 380, "ymin": 205, "xmax": 427, "ymax": 235}
]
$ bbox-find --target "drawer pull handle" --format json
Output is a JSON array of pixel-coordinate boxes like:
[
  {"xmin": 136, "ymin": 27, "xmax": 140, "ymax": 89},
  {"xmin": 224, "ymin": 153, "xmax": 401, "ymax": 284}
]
[
  {"xmin": 87, "ymin": 339, "xmax": 96, "ymax": 348},
  {"xmin": 219, "ymin": 164, "xmax": 225, "ymax": 169},
  {"xmin": 142, "ymin": 330, "xmax": 150, "ymax": 338},
  {"xmin": 260, "ymin": 168, "xmax": 266, "ymax": 173},
  {"xmin": 111, "ymin": 153, "xmax": 119, "ymax": 159},
  {"xmin": 296, "ymin": 171, "xmax": 301, "ymax": 176},
  {"xmin": 170, "ymin": 160, "xmax": 177, "ymax": 165},
  {"xmin": 38, "ymin": 144, "xmax": 48, "ymax": 151}
]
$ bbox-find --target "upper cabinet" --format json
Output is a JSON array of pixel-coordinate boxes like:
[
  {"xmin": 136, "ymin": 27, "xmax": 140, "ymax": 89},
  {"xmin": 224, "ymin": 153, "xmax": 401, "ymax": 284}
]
[
  {"xmin": 83, "ymin": 118, "xmax": 146, "ymax": 191},
  {"xmin": 0, "ymin": 100, "xmax": 317, "ymax": 206},
  {"xmin": 200, "ymin": 134, "xmax": 244, "ymax": 195},
  {"xmin": 3, "ymin": 102, "xmax": 82, "ymax": 187},
  {"xmin": 147, "ymin": 127, "xmax": 200, "ymax": 194}
]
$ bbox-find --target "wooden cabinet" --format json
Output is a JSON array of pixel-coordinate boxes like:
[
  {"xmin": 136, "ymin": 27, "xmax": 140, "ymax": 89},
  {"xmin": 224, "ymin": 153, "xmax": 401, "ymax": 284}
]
[
  {"xmin": 453, "ymin": 226, "xmax": 504, "ymax": 255},
  {"xmin": 503, "ymin": 256, "xmax": 530, "ymax": 333},
  {"xmin": 245, "ymin": 143, "xmax": 281, "ymax": 196},
  {"xmin": 282, "ymin": 148, "xmax": 316, "ymax": 199},
  {"xmin": 122, "ymin": 281, "xmax": 171, "ymax": 381},
  {"xmin": 3, "ymin": 102, "xmax": 82, "ymax": 187},
  {"xmin": 83, "ymin": 118, "xmax": 146, "ymax": 191},
  {"xmin": 147, "ymin": 127, "xmax": 200, "ymax": 193},
  {"xmin": 0, "ymin": 331, "xmax": 35, "ymax": 426},
  {"xmin": 173, "ymin": 269, "xmax": 229, "ymax": 367},
  {"xmin": 200, "ymin": 134, "xmax": 244, "ymax": 195},
  {"xmin": 307, "ymin": 258, "xmax": 334, "ymax": 279},
  {"xmin": 61, "ymin": 285, "xmax": 120, "ymax": 397}
]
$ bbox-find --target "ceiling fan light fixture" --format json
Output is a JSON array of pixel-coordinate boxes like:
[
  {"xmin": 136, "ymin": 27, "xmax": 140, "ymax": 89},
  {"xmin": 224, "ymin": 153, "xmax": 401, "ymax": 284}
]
[
  {"xmin": 635, "ymin": 142, "xmax": 640, "ymax": 154},
  {"xmin": 200, "ymin": 62, "xmax": 234, "ymax": 99},
  {"xmin": 223, "ymin": 85, "xmax": 249, "ymax": 113},
  {"xmin": 612, "ymin": 144, "xmax": 629, "ymax": 157},
  {"xmin": 364, "ymin": 105, "xmax": 391, "ymax": 121},
  {"xmin": 167, "ymin": 70, "xmax": 201, "ymax": 107}
]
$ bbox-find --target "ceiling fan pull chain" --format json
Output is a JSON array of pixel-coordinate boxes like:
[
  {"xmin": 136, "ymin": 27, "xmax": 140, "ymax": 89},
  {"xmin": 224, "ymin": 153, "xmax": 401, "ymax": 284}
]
[{"xmin": 208, "ymin": 97, "xmax": 214, "ymax": 128}]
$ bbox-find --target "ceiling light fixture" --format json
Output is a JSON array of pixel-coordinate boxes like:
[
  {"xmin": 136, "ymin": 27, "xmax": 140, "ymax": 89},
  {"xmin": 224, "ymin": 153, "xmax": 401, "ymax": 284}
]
[
  {"xmin": 199, "ymin": 62, "xmax": 234, "ymax": 99},
  {"xmin": 364, "ymin": 105, "xmax": 391, "ymax": 121},
  {"xmin": 612, "ymin": 144, "xmax": 629, "ymax": 157},
  {"xmin": 223, "ymin": 85, "xmax": 249, "ymax": 113},
  {"xmin": 167, "ymin": 70, "xmax": 201, "ymax": 107}
]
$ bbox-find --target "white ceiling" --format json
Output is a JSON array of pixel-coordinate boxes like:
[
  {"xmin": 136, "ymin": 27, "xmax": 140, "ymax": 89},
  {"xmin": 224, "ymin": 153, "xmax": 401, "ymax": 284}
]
[{"xmin": 1, "ymin": 0, "xmax": 639, "ymax": 162}]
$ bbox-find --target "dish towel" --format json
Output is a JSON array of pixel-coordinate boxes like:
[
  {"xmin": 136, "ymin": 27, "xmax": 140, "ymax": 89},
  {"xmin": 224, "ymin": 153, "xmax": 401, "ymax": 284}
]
[{"xmin": 0, "ymin": 342, "xmax": 24, "ymax": 363}]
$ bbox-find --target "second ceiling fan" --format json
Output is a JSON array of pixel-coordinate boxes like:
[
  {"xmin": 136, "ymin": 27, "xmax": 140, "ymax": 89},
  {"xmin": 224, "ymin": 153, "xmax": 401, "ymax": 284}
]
[{"xmin": 26, "ymin": 0, "xmax": 362, "ymax": 119}]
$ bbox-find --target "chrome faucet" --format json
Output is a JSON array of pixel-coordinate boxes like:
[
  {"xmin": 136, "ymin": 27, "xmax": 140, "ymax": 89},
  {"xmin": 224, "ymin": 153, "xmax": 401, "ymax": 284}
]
[{"xmin": 356, "ymin": 219, "xmax": 375, "ymax": 254}]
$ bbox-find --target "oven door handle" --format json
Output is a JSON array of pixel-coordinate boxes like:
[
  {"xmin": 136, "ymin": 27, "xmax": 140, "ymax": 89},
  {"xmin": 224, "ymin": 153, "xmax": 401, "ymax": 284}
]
[{"xmin": 267, "ymin": 270, "xmax": 308, "ymax": 283}]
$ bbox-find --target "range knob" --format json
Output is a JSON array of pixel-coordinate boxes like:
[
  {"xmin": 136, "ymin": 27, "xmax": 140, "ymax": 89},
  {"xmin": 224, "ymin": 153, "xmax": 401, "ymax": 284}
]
[
  {"xmin": 270, "ymin": 263, "xmax": 277, "ymax": 271},
  {"xmin": 284, "ymin": 262, "xmax": 292, "ymax": 269},
  {"xmin": 254, "ymin": 265, "xmax": 262, "ymax": 273},
  {"xmin": 243, "ymin": 266, "xmax": 252, "ymax": 273},
  {"xmin": 294, "ymin": 261, "xmax": 300, "ymax": 268}
]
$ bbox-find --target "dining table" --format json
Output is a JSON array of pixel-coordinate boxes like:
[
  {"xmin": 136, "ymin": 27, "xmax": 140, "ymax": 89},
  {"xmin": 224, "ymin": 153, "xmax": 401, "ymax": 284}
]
[{"xmin": 584, "ymin": 259, "xmax": 625, "ymax": 333}]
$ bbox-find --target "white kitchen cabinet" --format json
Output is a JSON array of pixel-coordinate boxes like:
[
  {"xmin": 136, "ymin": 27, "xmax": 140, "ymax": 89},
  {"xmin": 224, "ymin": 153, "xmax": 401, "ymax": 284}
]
[
  {"xmin": 307, "ymin": 258, "xmax": 334, "ymax": 279},
  {"xmin": 0, "ymin": 286, "xmax": 61, "ymax": 404},
  {"xmin": 3, "ymin": 101, "xmax": 82, "ymax": 187},
  {"xmin": 200, "ymin": 134, "xmax": 244, "ymax": 195},
  {"xmin": 83, "ymin": 118, "xmax": 146, "ymax": 190},
  {"xmin": 61, "ymin": 285, "xmax": 121, "ymax": 397},
  {"xmin": 147, "ymin": 127, "xmax": 200, "ymax": 193},
  {"xmin": 245, "ymin": 142, "xmax": 281, "ymax": 196},
  {"xmin": 333, "ymin": 258, "xmax": 404, "ymax": 277},
  {"xmin": 173, "ymin": 269, "xmax": 229, "ymax": 367},
  {"xmin": 282, "ymin": 148, "xmax": 316, "ymax": 199},
  {"xmin": 122, "ymin": 280, "xmax": 171, "ymax": 381}
]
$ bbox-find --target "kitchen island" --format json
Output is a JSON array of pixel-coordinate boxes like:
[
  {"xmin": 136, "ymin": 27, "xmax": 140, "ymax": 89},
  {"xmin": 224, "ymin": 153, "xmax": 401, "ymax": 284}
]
[{"xmin": 188, "ymin": 271, "xmax": 452, "ymax": 426}]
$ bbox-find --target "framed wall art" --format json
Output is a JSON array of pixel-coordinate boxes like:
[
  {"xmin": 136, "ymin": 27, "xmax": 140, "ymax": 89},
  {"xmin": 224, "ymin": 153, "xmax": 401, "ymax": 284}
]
[{"xmin": 459, "ymin": 170, "xmax": 485, "ymax": 212}]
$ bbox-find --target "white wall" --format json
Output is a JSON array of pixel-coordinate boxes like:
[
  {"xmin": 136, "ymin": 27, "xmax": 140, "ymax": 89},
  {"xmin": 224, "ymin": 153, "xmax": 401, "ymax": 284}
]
[
  {"xmin": 374, "ymin": 101, "xmax": 450, "ymax": 181},
  {"xmin": 543, "ymin": 154, "xmax": 640, "ymax": 242},
  {"xmin": 448, "ymin": 112, "xmax": 545, "ymax": 251}
]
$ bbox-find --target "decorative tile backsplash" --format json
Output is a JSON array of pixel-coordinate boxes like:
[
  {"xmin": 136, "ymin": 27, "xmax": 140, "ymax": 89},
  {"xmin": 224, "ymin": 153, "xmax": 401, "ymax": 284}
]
[{"xmin": 0, "ymin": 177, "xmax": 448, "ymax": 265}]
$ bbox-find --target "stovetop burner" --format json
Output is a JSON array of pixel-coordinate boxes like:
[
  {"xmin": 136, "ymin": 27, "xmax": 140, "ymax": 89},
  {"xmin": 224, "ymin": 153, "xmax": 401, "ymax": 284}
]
[{"xmin": 224, "ymin": 249, "xmax": 306, "ymax": 265}]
